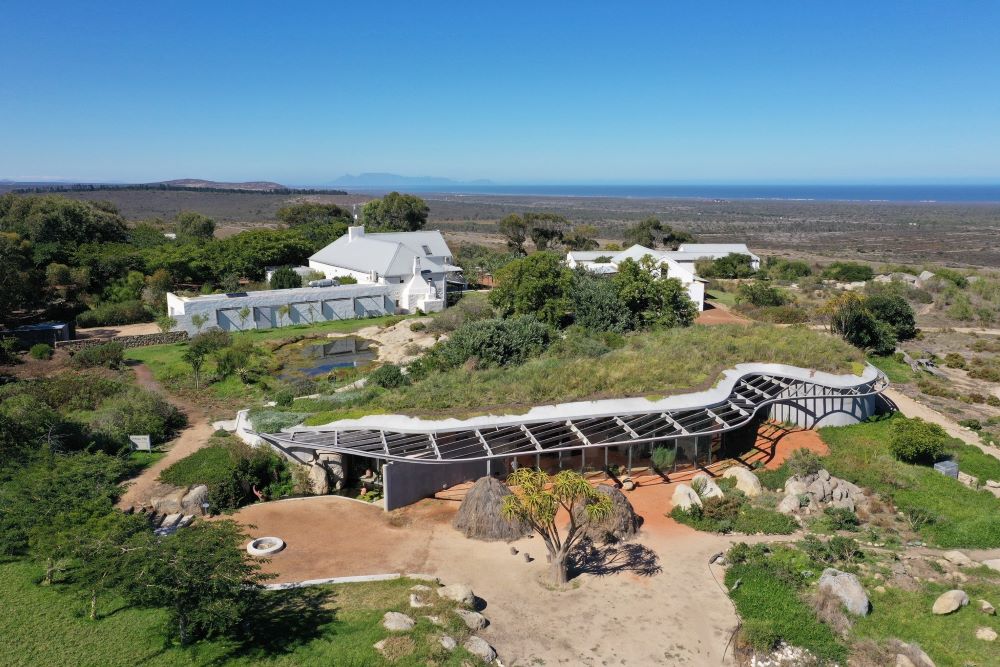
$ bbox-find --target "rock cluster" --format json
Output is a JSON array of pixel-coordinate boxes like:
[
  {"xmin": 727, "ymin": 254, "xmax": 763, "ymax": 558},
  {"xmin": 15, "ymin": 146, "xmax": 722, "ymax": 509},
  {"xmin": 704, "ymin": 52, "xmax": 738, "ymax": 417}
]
[
  {"xmin": 375, "ymin": 581, "xmax": 498, "ymax": 664},
  {"xmin": 776, "ymin": 469, "xmax": 866, "ymax": 515}
]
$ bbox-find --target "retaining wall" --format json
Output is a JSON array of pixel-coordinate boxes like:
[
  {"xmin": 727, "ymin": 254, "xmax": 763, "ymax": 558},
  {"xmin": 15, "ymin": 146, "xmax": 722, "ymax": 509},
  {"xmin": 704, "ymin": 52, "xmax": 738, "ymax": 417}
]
[{"xmin": 56, "ymin": 331, "xmax": 188, "ymax": 351}]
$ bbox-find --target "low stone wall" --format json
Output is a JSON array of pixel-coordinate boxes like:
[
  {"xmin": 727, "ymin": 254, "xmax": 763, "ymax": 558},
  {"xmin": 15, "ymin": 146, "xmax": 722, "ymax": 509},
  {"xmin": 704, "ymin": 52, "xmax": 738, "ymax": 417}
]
[{"xmin": 56, "ymin": 331, "xmax": 188, "ymax": 351}]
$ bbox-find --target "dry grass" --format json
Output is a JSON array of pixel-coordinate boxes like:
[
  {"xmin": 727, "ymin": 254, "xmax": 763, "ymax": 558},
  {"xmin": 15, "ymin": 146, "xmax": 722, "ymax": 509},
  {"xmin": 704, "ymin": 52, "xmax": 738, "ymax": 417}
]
[
  {"xmin": 808, "ymin": 587, "xmax": 852, "ymax": 636},
  {"xmin": 573, "ymin": 484, "xmax": 641, "ymax": 543}
]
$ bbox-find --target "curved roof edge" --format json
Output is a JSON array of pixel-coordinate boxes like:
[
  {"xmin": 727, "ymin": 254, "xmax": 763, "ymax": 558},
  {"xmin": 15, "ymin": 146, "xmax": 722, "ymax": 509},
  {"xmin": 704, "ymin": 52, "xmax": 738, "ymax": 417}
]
[{"xmin": 283, "ymin": 362, "xmax": 881, "ymax": 435}]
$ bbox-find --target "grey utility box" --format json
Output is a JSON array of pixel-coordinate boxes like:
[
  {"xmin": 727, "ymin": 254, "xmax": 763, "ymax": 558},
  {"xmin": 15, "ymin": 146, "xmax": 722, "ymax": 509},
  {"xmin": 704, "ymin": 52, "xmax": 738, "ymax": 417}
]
[{"xmin": 933, "ymin": 460, "xmax": 959, "ymax": 479}]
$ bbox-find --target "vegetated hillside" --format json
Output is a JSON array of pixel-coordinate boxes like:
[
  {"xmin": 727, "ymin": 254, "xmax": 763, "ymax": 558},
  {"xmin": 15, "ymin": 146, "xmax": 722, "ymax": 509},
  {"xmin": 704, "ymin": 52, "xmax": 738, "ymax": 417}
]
[
  {"xmin": 304, "ymin": 324, "xmax": 865, "ymax": 423},
  {"xmin": 159, "ymin": 179, "xmax": 288, "ymax": 191}
]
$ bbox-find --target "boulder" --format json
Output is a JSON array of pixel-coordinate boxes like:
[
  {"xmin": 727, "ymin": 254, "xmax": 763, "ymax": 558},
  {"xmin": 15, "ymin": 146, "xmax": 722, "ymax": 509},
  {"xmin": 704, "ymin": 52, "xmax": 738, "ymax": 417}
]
[
  {"xmin": 382, "ymin": 611, "xmax": 415, "ymax": 631},
  {"xmin": 942, "ymin": 550, "xmax": 974, "ymax": 567},
  {"xmin": 463, "ymin": 636, "xmax": 497, "ymax": 663},
  {"xmin": 784, "ymin": 479, "xmax": 808, "ymax": 496},
  {"xmin": 896, "ymin": 655, "xmax": 917, "ymax": 667},
  {"xmin": 319, "ymin": 453, "xmax": 344, "ymax": 489},
  {"xmin": 979, "ymin": 599, "xmax": 996, "ymax": 615},
  {"xmin": 777, "ymin": 493, "xmax": 801, "ymax": 515},
  {"xmin": 722, "ymin": 467, "xmax": 763, "ymax": 497},
  {"xmin": 308, "ymin": 462, "xmax": 329, "ymax": 495},
  {"xmin": 436, "ymin": 583, "xmax": 475, "ymax": 606},
  {"xmin": 692, "ymin": 472, "xmax": 724, "ymax": 499},
  {"xmin": 976, "ymin": 627, "xmax": 997, "ymax": 641},
  {"xmin": 621, "ymin": 478, "xmax": 636, "ymax": 491},
  {"xmin": 982, "ymin": 559, "xmax": 1000, "ymax": 573},
  {"xmin": 986, "ymin": 479, "xmax": 1000, "ymax": 489},
  {"xmin": 439, "ymin": 635, "xmax": 457, "ymax": 651},
  {"xmin": 455, "ymin": 608, "xmax": 488, "ymax": 630},
  {"xmin": 829, "ymin": 497, "xmax": 856, "ymax": 512},
  {"xmin": 808, "ymin": 478, "xmax": 831, "ymax": 502},
  {"xmin": 932, "ymin": 589, "xmax": 969, "ymax": 615},
  {"xmin": 409, "ymin": 593, "xmax": 429, "ymax": 608},
  {"xmin": 671, "ymin": 484, "xmax": 703, "ymax": 511},
  {"xmin": 818, "ymin": 568, "xmax": 871, "ymax": 616},
  {"xmin": 180, "ymin": 485, "xmax": 209, "ymax": 515},
  {"xmin": 151, "ymin": 487, "xmax": 188, "ymax": 514}
]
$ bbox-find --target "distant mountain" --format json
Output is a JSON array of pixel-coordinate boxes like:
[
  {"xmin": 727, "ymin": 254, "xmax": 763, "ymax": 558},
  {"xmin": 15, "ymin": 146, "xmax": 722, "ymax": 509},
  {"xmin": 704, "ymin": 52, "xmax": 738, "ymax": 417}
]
[
  {"xmin": 330, "ymin": 173, "xmax": 493, "ymax": 188},
  {"xmin": 159, "ymin": 179, "xmax": 288, "ymax": 192}
]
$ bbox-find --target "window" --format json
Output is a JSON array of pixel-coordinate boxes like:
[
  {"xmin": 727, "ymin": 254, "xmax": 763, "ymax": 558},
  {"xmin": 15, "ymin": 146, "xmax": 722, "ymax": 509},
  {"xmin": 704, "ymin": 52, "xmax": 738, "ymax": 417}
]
[{"xmin": 422, "ymin": 244, "xmax": 432, "ymax": 255}]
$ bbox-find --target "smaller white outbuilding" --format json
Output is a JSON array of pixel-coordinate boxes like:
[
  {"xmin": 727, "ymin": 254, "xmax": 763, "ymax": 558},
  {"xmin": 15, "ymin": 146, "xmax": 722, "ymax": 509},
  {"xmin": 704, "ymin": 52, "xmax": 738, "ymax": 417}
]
[{"xmin": 566, "ymin": 244, "xmax": 707, "ymax": 311}]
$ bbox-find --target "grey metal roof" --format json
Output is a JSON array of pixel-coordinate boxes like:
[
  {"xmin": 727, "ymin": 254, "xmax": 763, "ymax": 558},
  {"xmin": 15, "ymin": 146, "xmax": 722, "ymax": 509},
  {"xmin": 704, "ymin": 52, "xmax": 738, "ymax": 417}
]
[
  {"xmin": 309, "ymin": 229, "xmax": 454, "ymax": 278},
  {"xmin": 257, "ymin": 370, "xmax": 887, "ymax": 464}
]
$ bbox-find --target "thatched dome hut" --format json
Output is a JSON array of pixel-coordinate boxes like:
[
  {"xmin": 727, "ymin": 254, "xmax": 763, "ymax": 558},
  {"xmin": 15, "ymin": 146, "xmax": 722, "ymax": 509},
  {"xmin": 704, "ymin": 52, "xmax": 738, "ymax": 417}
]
[
  {"xmin": 453, "ymin": 476, "xmax": 531, "ymax": 541},
  {"xmin": 574, "ymin": 484, "xmax": 641, "ymax": 543}
]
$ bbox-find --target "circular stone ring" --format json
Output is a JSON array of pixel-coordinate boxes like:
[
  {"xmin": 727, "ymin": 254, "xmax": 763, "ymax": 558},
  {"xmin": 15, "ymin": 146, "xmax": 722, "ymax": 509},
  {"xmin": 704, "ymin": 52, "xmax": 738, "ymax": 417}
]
[{"xmin": 246, "ymin": 536, "xmax": 285, "ymax": 557}]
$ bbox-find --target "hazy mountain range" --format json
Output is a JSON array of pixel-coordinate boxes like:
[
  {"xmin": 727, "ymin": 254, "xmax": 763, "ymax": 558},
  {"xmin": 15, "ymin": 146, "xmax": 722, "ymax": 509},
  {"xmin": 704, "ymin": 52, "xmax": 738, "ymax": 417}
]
[{"xmin": 329, "ymin": 173, "xmax": 493, "ymax": 187}]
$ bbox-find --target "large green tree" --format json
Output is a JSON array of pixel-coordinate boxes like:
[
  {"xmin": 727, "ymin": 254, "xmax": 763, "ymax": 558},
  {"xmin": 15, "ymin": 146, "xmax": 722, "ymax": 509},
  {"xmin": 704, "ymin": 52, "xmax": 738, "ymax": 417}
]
[
  {"xmin": 498, "ymin": 214, "xmax": 529, "ymax": 255},
  {"xmin": 622, "ymin": 217, "xmax": 693, "ymax": 249},
  {"xmin": 0, "ymin": 194, "xmax": 129, "ymax": 265},
  {"xmin": 489, "ymin": 252, "xmax": 573, "ymax": 327},
  {"xmin": 276, "ymin": 202, "xmax": 351, "ymax": 247},
  {"xmin": 125, "ymin": 521, "xmax": 270, "ymax": 644},
  {"xmin": 362, "ymin": 192, "xmax": 429, "ymax": 232},
  {"xmin": 612, "ymin": 258, "xmax": 697, "ymax": 328}
]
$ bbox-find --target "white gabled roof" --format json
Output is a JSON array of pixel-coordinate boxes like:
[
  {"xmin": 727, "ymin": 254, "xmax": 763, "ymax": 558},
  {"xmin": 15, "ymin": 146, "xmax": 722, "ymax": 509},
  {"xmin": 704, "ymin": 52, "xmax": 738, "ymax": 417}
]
[
  {"xmin": 676, "ymin": 243, "xmax": 759, "ymax": 259},
  {"xmin": 566, "ymin": 250, "xmax": 608, "ymax": 262},
  {"xmin": 309, "ymin": 227, "xmax": 455, "ymax": 277}
]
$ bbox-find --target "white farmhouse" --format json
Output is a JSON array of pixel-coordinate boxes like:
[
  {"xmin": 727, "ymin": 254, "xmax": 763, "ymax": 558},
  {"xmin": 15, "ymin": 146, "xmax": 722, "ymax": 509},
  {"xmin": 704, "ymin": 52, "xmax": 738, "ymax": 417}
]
[
  {"xmin": 669, "ymin": 243, "xmax": 760, "ymax": 272},
  {"xmin": 308, "ymin": 225, "xmax": 462, "ymax": 314},
  {"xmin": 566, "ymin": 244, "xmax": 707, "ymax": 311}
]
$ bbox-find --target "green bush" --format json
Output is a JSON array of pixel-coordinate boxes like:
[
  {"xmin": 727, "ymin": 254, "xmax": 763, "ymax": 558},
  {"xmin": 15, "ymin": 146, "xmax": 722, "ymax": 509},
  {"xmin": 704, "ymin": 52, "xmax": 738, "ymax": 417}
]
[
  {"xmin": 943, "ymin": 352, "xmax": 967, "ymax": 368},
  {"xmin": 786, "ymin": 448, "xmax": 823, "ymax": 477},
  {"xmin": 368, "ymin": 363, "xmax": 410, "ymax": 389},
  {"xmin": 159, "ymin": 435, "xmax": 294, "ymax": 512},
  {"xmin": 336, "ymin": 275, "xmax": 358, "ymax": 285},
  {"xmin": 88, "ymin": 388, "xmax": 186, "ymax": 445},
  {"xmin": 409, "ymin": 321, "xmax": 426, "ymax": 332},
  {"xmin": 71, "ymin": 342, "xmax": 125, "ymax": 369},
  {"xmin": 76, "ymin": 300, "xmax": 152, "ymax": 327},
  {"xmin": 28, "ymin": 343, "xmax": 53, "ymax": 360},
  {"xmin": 889, "ymin": 417, "xmax": 948, "ymax": 464},
  {"xmin": 268, "ymin": 266, "xmax": 302, "ymax": 290},
  {"xmin": 736, "ymin": 281, "xmax": 789, "ymax": 307},
  {"xmin": 865, "ymin": 293, "xmax": 917, "ymax": 341},
  {"xmin": 822, "ymin": 262, "xmax": 874, "ymax": 282},
  {"xmin": 273, "ymin": 388, "xmax": 295, "ymax": 407},
  {"xmin": 434, "ymin": 316, "xmax": 551, "ymax": 369},
  {"xmin": 0, "ymin": 371, "xmax": 126, "ymax": 412},
  {"xmin": 699, "ymin": 253, "xmax": 756, "ymax": 279}
]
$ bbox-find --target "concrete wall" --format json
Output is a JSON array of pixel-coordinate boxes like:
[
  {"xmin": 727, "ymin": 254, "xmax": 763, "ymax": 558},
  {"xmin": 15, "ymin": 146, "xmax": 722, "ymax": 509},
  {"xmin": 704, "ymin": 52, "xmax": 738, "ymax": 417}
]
[
  {"xmin": 167, "ymin": 284, "xmax": 397, "ymax": 335},
  {"xmin": 769, "ymin": 379, "xmax": 882, "ymax": 428},
  {"xmin": 383, "ymin": 459, "xmax": 488, "ymax": 511}
]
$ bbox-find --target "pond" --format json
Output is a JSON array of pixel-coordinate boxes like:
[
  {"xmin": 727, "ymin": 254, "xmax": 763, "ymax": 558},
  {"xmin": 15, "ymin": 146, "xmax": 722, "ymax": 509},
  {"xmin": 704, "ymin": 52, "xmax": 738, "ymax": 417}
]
[{"xmin": 278, "ymin": 336, "xmax": 377, "ymax": 380}]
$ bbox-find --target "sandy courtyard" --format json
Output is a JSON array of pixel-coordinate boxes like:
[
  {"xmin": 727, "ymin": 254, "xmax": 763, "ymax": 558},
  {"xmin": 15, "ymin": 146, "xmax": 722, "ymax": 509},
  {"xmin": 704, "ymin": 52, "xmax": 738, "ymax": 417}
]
[{"xmin": 230, "ymin": 428, "xmax": 818, "ymax": 665}]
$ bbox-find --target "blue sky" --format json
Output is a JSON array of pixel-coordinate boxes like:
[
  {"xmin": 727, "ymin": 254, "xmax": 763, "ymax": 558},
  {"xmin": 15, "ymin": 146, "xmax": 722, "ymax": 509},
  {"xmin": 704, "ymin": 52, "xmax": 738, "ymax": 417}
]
[{"xmin": 1, "ymin": 1, "xmax": 998, "ymax": 184}]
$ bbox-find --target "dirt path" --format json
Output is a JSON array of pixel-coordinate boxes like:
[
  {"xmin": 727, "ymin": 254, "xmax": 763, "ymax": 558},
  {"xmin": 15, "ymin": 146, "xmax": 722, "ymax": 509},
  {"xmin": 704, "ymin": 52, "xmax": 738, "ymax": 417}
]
[
  {"xmin": 118, "ymin": 363, "xmax": 214, "ymax": 508},
  {"xmin": 76, "ymin": 322, "xmax": 161, "ymax": 338}
]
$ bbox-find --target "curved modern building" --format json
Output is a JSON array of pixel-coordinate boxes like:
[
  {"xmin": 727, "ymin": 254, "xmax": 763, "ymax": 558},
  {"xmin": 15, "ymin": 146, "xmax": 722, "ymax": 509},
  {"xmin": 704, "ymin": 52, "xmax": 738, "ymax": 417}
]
[{"xmin": 258, "ymin": 363, "xmax": 889, "ymax": 509}]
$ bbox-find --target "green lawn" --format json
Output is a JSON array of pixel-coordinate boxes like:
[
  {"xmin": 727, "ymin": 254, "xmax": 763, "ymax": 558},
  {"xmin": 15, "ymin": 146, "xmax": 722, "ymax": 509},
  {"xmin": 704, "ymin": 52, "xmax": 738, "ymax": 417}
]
[
  {"xmin": 706, "ymin": 290, "xmax": 737, "ymax": 307},
  {"xmin": 866, "ymin": 354, "xmax": 917, "ymax": 384},
  {"xmin": 819, "ymin": 415, "xmax": 1000, "ymax": 548},
  {"xmin": 851, "ymin": 579, "xmax": 1000, "ymax": 667},
  {"xmin": 0, "ymin": 559, "xmax": 475, "ymax": 666},
  {"xmin": 306, "ymin": 324, "xmax": 864, "ymax": 422}
]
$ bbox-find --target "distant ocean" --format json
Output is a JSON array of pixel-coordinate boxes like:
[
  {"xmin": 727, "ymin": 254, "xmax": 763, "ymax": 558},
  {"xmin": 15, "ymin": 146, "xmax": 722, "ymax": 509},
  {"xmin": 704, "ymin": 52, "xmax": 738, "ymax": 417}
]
[{"xmin": 371, "ymin": 184, "xmax": 1000, "ymax": 203}]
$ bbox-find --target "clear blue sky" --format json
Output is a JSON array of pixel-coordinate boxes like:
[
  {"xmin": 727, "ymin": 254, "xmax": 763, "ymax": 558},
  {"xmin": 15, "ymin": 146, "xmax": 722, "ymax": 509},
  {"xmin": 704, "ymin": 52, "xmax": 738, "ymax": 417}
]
[{"xmin": 1, "ymin": 1, "xmax": 998, "ymax": 185}]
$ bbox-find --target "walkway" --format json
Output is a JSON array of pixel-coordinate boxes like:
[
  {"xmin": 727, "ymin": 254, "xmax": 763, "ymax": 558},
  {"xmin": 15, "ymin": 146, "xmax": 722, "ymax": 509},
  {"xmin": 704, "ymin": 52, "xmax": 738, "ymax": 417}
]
[{"xmin": 118, "ymin": 363, "xmax": 214, "ymax": 508}]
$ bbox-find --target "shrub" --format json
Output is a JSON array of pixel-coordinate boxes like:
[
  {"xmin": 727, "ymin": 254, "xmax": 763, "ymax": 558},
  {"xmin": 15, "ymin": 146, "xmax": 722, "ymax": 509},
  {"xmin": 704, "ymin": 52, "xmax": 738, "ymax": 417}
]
[
  {"xmin": 428, "ymin": 292, "xmax": 494, "ymax": 333},
  {"xmin": 822, "ymin": 506, "xmax": 860, "ymax": 530},
  {"xmin": 189, "ymin": 327, "xmax": 231, "ymax": 355},
  {"xmin": 943, "ymin": 352, "xmax": 967, "ymax": 369},
  {"xmin": 273, "ymin": 388, "xmax": 294, "ymax": 407},
  {"xmin": 336, "ymin": 275, "xmax": 358, "ymax": 285},
  {"xmin": 865, "ymin": 293, "xmax": 917, "ymax": 340},
  {"xmin": 822, "ymin": 262, "xmax": 874, "ymax": 282},
  {"xmin": 699, "ymin": 253, "xmax": 756, "ymax": 279},
  {"xmin": 71, "ymin": 341, "xmax": 125, "ymax": 369},
  {"xmin": 159, "ymin": 436, "xmax": 293, "ymax": 512},
  {"xmin": 438, "ymin": 316, "xmax": 550, "ymax": 369},
  {"xmin": 764, "ymin": 258, "xmax": 812, "ymax": 281},
  {"xmin": 889, "ymin": 417, "xmax": 948, "ymax": 464},
  {"xmin": 88, "ymin": 387, "xmax": 186, "ymax": 445},
  {"xmin": 368, "ymin": 363, "xmax": 410, "ymax": 389},
  {"xmin": 268, "ymin": 266, "xmax": 302, "ymax": 290},
  {"xmin": 76, "ymin": 300, "xmax": 152, "ymax": 327},
  {"xmin": 786, "ymin": 448, "xmax": 823, "ymax": 477},
  {"xmin": 737, "ymin": 281, "xmax": 789, "ymax": 307},
  {"xmin": 409, "ymin": 321, "xmax": 426, "ymax": 332},
  {"xmin": 0, "ymin": 337, "xmax": 18, "ymax": 365},
  {"xmin": 28, "ymin": 343, "xmax": 52, "ymax": 360}
]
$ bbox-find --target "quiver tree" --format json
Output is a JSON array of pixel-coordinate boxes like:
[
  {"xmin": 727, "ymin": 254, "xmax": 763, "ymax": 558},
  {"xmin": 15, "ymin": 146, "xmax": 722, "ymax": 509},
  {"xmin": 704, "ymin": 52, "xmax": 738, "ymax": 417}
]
[{"xmin": 501, "ymin": 468, "xmax": 612, "ymax": 584}]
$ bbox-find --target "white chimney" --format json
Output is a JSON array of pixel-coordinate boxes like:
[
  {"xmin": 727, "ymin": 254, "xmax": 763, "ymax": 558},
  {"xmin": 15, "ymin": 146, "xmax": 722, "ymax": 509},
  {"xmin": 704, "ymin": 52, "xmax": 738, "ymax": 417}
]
[
  {"xmin": 413, "ymin": 256, "xmax": 421, "ymax": 274},
  {"xmin": 348, "ymin": 225, "xmax": 365, "ymax": 241}
]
